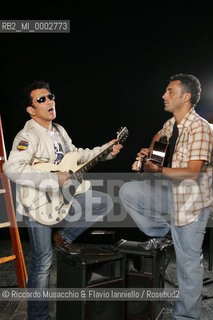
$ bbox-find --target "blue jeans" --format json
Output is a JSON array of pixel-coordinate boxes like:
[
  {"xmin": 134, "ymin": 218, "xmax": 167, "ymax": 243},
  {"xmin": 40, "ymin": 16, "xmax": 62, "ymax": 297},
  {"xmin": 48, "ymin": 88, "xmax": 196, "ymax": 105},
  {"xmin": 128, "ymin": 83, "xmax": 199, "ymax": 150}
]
[
  {"xmin": 25, "ymin": 190, "xmax": 113, "ymax": 320},
  {"xmin": 119, "ymin": 180, "xmax": 211, "ymax": 320}
]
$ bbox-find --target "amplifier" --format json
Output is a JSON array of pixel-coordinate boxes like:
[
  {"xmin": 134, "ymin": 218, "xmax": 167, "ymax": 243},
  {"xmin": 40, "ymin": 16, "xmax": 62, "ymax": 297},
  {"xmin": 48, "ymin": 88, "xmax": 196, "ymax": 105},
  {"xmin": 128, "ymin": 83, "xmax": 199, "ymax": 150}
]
[
  {"xmin": 56, "ymin": 247, "xmax": 125, "ymax": 320},
  {"xmin": 116, "ymin": 240, "xmax": 166, "ymax": 320},
  {"xmin": 76, "ymin": 228, "xmax": 116, "ymax": 245}
]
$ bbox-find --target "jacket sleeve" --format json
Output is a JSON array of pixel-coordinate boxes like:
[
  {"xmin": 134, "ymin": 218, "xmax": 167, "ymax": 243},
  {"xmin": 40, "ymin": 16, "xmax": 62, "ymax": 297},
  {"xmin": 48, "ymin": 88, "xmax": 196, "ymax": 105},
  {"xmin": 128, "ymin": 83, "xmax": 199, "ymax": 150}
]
[{"xmin": 3, "ymin": 129, "xmax": 59, "ymax": 191}]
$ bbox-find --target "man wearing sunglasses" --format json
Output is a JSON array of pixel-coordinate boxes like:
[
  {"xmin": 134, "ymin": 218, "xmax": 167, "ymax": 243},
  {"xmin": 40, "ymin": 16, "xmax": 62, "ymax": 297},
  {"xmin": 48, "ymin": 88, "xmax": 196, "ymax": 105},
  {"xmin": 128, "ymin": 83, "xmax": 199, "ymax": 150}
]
[{"xmin": 3, "ymin": 80, "xmax": 123, "ymax": 320}]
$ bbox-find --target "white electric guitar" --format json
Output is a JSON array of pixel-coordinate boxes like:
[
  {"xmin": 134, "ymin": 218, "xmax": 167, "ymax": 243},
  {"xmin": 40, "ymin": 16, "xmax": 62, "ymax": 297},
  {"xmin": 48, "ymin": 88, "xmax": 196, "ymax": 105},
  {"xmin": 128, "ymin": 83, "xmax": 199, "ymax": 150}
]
[{"xmin": 20, "ymin": 127, "xmax": 129, "ymax": 226}]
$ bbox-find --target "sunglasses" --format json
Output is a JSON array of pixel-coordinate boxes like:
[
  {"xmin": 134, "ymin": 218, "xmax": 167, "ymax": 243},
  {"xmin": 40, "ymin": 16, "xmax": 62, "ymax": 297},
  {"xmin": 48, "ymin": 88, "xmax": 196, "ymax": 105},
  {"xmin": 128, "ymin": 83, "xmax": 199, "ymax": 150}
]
[{"xmin": 36, "ymin": 94, "xmax": 55, "ymax": 104}]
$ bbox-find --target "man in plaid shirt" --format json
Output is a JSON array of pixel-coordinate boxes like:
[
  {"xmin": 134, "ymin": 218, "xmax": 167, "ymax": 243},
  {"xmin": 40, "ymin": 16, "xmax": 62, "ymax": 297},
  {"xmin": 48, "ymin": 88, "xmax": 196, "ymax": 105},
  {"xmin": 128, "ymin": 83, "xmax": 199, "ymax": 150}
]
[{"xmin": 120, "ymin": 73, "xmax": 213, "ymax": 320}]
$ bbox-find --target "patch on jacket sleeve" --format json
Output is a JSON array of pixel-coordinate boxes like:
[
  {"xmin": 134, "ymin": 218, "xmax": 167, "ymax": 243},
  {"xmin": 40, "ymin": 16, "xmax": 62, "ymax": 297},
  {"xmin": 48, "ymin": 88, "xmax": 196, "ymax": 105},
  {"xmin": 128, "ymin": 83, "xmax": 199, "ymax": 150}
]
[{"xmin": 17, "ymin": 139, "xmax": 29, "ymax": 151}]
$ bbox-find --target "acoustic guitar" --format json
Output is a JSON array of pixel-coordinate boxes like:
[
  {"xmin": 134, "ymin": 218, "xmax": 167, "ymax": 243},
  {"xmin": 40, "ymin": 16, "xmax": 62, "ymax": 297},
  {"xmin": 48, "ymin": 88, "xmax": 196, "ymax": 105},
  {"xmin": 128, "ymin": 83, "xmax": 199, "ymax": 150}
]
[{"xmin": 136, "ymin": 136, "xmax": 168, "ymax": 172}]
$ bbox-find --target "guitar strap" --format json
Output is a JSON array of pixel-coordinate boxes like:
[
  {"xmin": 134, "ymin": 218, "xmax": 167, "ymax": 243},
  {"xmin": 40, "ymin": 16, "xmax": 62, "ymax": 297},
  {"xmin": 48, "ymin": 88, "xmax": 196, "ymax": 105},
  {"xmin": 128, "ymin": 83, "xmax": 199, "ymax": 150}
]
[{"xmin": 163, "ymin": 121, "xmax": 179, "ymax": 167}]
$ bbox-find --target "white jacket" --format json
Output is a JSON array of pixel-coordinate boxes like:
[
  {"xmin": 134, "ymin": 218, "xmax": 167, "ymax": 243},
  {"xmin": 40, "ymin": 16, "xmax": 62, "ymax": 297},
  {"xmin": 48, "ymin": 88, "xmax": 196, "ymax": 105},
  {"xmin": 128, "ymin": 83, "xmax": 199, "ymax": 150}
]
[{"xmin": 3, "ymin": 119, "xmax": 112, "ymax": 190}]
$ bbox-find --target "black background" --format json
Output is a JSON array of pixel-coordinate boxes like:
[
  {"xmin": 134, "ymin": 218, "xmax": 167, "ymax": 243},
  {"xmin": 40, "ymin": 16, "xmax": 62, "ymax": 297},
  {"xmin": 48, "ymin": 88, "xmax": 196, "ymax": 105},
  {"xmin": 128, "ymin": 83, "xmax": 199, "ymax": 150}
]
[{"xmin": 0, "ymin": 1, "xmax": 213, "ymax": 243}]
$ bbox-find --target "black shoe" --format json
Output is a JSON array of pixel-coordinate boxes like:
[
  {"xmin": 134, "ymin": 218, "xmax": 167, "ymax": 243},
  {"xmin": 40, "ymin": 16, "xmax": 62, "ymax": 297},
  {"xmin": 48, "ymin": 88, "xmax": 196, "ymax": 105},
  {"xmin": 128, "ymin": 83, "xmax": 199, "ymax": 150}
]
[
  {"xmin": 52, "ymin": 230, "xmax": 84, "ymax": 255},
  {"xmin": 138, "ymin": 237, "xmax": 173, "ymax": 251}
]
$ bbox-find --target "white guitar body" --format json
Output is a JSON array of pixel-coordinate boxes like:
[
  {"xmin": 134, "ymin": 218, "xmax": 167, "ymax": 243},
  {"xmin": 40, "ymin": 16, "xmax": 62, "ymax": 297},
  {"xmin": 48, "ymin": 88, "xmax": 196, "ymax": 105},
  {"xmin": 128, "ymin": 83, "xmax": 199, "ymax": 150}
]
[
  {"xmin": 33, "ymin": 152, "xmax": 84, "ymax": 173},
  {"xmin": 20, "ymin": 127, "xmax": 129, "ymax": 226},
  {"xmin": 20, "ymin": 152, "xmax": 91, "ymax": 226}
]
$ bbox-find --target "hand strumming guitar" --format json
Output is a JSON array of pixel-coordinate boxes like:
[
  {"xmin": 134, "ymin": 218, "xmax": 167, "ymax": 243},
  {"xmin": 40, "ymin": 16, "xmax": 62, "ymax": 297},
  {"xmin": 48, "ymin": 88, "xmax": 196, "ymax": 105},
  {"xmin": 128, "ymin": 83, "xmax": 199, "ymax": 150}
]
[
  {"xmin": 57, "ymin": 171, "xmax": 70, "ymax": 187},
  {"xmin": 143, "ymin": 159, "xmax": 159, "ymax": 172}
]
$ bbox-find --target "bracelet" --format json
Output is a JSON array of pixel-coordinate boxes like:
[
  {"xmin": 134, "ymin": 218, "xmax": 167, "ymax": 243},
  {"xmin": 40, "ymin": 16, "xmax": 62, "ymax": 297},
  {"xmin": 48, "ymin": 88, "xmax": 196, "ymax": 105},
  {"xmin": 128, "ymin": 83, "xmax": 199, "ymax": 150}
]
[{"xmin": 157, "ymin": 166, "xmax": 163, "ymax": 173}]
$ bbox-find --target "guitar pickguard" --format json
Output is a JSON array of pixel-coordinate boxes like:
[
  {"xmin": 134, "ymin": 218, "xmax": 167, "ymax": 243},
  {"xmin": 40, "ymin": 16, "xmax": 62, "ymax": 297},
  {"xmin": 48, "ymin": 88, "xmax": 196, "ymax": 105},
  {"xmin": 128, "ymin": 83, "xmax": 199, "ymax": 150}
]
[{"xmin": 20, "ymin": 179, "xmax": 91, "ymax": 226}]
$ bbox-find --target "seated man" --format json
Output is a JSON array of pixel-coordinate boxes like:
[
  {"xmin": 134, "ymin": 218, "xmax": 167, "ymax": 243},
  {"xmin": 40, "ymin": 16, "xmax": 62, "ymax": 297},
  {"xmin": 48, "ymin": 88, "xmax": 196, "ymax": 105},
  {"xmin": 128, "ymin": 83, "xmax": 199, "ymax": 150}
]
[{"xmin": 119, "ymin": 73, "xmax": 213, "ymax": 320}]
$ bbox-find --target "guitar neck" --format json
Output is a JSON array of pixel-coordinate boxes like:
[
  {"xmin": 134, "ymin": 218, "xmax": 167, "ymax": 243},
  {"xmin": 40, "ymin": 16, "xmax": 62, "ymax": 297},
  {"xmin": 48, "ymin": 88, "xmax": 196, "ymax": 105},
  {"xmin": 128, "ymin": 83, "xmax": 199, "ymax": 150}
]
[
  {"xmin": 74, "ymin": 143, "xmax": 114, "ymax": 179},
  {"xmin": 72, "ymin": 126, "xmax": 128, "ymax": 179}
]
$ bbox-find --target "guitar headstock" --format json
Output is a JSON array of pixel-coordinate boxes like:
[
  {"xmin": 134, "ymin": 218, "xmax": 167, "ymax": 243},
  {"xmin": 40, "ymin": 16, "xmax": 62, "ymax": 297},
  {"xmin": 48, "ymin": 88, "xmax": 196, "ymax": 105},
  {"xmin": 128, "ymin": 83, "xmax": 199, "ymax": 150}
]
[{"xmin": 116, "ymin": 126, "xmax": 129, "ymax": 144}]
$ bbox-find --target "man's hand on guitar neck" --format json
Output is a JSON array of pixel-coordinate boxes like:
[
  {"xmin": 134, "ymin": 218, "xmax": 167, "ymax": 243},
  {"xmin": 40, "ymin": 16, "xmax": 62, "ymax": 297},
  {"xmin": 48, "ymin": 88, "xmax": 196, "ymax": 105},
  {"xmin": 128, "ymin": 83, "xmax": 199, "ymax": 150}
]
[
  {"xmin": 132, "ymin": 147, "xmax": 161, "ymax": 173},
  {"xmin": 132, "ymin": 157, "xmax": 159, "ymax": 173},
  {"xmin": 108, "ymin": 139, "xmax": 123, "ymax": 156},
  {"xmin": 132, "ymin": 147, "xmax": 150, "ymax": 172},
  {"xmin": 137, "ymin": 148, "xmax": 150, "ymax": 158}
]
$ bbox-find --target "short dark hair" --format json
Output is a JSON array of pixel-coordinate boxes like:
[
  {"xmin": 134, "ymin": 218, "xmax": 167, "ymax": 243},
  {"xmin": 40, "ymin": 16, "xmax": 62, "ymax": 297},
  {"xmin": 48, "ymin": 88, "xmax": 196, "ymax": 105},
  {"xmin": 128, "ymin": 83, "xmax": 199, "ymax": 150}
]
[
  {"xmin": 21, "ymin": 80, "xmax": 51, "ymax": 109},
  {"xmin": 169, "ymin": 73, "xmax": 201, "ymax": 107}
]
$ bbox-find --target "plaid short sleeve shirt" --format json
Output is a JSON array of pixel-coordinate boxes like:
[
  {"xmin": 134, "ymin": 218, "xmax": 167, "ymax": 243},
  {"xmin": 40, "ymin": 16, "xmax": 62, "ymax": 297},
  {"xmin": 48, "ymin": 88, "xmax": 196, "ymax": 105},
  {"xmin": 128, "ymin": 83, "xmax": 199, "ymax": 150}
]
[{"xmin": 158, "ymin": 108, "xmax": 213, "ymax": 226}]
